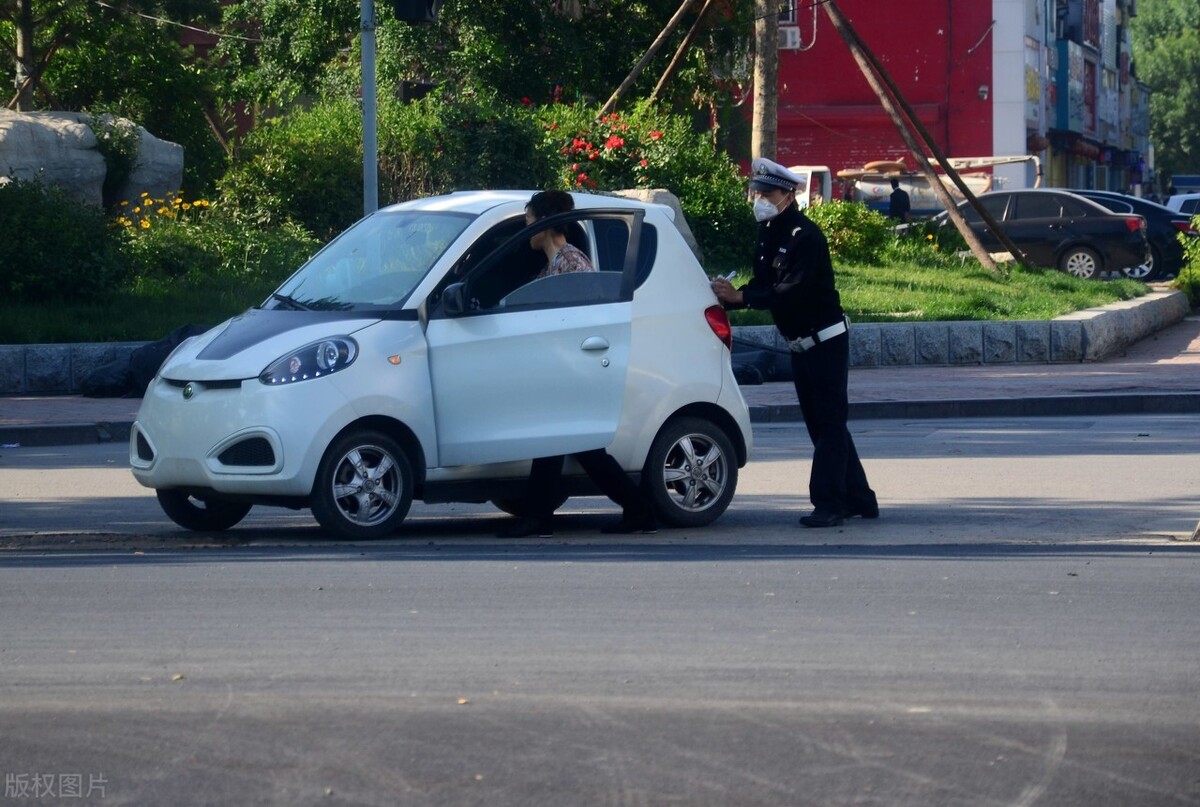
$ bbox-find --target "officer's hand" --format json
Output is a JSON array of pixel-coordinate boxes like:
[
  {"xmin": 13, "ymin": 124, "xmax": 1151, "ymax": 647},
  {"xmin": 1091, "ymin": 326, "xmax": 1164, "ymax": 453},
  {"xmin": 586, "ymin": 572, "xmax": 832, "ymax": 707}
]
[{"xmin": 710, "ymin": 277, "xmax": 743, "ymax": 306}]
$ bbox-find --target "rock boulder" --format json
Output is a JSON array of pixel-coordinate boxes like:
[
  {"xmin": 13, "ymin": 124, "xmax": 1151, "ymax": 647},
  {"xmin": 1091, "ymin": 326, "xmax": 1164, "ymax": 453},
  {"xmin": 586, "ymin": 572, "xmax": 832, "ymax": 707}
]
[{"xmin": 0, "ymin": 109, "xmax": 183, "ymax": 206}]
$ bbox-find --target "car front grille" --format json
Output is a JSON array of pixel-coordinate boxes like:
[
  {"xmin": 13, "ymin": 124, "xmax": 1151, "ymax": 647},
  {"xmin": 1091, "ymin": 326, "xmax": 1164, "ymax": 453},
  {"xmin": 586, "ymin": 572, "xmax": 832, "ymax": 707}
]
[{"xmin": 217, "ymin": 437, "xmax": 276, "ymax": 467}]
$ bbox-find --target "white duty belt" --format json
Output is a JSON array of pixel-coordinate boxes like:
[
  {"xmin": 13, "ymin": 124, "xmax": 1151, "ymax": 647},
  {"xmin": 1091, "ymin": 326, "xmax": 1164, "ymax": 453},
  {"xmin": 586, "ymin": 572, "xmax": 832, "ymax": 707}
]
[{"xmin": 788, "ymin": 316, "xmax": 848, "ymax": 353}]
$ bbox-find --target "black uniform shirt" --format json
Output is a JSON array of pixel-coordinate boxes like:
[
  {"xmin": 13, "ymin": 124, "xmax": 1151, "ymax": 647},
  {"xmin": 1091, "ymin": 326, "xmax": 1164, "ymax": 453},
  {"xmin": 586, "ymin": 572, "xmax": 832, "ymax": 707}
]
[{"xmin": 736, "ymin": 203, "xmax": 844, "ymax": 341}]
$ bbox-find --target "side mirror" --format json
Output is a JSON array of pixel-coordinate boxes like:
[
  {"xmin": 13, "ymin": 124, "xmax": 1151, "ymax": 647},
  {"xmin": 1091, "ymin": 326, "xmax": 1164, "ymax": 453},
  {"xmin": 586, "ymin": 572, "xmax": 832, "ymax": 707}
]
[{"xmin": 441, "ymin": 282, "xmax": 468, "ymax": 316}]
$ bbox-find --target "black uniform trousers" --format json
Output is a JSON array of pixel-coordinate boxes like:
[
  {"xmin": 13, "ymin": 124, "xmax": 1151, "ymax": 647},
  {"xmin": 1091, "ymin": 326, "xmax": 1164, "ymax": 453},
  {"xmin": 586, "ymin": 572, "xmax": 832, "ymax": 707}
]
[
  {"xmin": 790, "ymin": 331, "xmax": 876, "ymax": 515},
  {"xmin": 526, "ymin": 450, "xmax": 649, "ymax": 518}
]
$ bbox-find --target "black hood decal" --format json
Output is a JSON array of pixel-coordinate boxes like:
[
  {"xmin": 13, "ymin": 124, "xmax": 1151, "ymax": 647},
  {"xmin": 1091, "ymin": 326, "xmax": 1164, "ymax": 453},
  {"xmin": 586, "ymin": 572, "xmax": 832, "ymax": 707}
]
[{"xmin": 197, "ymin": 309, "xmax": 380, "ymax": 360}]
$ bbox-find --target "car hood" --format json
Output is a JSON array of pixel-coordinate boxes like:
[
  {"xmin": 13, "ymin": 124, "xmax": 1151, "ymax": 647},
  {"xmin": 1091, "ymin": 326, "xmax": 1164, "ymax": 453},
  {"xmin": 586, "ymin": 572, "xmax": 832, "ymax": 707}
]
[{"xmin": 159, "ymin": 308, "xmax": 384, "ymax": 381}]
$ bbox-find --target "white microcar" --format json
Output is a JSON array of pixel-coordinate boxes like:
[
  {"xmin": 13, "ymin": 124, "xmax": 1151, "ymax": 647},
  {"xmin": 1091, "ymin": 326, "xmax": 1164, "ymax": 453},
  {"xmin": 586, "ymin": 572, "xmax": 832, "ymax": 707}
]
[{"xmin": 130, "ymin": 191, "xmax": 752, "ymax": 539}]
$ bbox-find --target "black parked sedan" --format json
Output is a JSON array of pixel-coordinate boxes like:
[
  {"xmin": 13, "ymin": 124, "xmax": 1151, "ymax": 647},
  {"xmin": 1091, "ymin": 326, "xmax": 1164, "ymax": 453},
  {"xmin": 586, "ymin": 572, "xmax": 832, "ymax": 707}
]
[
  {"xmin": 942, "ymin": 189, "xmax": 1150, "ymax": 280},
  {"xmin": 1073, "ymin": 189, "xmax": 1196, "ymax": 280}
]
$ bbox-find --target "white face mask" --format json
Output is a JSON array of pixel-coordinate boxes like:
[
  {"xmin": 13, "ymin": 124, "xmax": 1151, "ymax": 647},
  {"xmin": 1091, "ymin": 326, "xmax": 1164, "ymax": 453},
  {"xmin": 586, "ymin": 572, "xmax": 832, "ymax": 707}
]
[{"xmin": 753, "ymin": 196, "xmax": 782, "ymax": 222}]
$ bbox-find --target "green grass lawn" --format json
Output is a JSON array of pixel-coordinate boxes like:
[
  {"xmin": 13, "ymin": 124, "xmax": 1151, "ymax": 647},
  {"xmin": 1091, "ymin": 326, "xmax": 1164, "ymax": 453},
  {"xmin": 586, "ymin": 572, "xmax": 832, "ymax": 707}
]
[
  {"xmin": 0, "ymin": 260, "xmax": 1149, "ymax": 344},
  {"xmin": 727, "ymin": 261, "xmax": 1149, "ymax": 327}
]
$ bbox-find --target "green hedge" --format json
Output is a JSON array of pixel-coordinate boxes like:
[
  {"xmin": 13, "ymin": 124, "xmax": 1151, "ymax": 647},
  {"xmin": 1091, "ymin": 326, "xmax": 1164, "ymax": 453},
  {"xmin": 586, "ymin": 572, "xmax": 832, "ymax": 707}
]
[
  {"xmin": 217, "ymin": 94, "xmax": 755, "ymax": 270},
  {"xmin": 0, "ymin": 179, "xmax": 129, "ymax": 303}
]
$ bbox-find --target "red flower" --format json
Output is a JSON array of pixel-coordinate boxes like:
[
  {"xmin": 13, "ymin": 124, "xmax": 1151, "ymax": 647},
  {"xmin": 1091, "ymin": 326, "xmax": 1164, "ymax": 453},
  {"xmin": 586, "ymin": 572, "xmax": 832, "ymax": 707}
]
[
  {"xmin": 588, "ymin": 151, "xmax": 599, "ymax": 160},
  {"xmin": 521, "ymin": 97, "xmax": 532, "ymax": 105},
  {"xmin": 649, "ymin": 130, "xmax": 664, "ymax": 140},
  {"xmin": 605, "ymin": 135, "xmax": 625, "ymax": 150},
  {"xmin": 639, "ymin": 159, "xmax": 648, "ymax": 167}
]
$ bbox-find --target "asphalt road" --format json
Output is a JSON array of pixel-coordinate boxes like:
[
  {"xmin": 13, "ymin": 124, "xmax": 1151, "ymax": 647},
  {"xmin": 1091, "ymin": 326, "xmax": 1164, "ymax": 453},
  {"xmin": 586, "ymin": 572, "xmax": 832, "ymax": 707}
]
[{"xmin": 1, "ymin": 417, "xmax": 1198, "ymax": 806}]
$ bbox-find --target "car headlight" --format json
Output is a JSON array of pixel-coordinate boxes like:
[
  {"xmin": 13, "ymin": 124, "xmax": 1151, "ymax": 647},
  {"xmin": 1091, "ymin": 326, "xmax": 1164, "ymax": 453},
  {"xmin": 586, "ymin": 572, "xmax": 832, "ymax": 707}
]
[{"xmin": 259, "ymin": 337, "xmax": 358, "ymax": 385}]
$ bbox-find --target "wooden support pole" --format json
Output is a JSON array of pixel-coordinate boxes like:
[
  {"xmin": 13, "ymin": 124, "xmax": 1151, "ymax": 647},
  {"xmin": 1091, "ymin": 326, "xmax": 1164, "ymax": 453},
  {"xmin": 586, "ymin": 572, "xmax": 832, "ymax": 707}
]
[
  {"xmin": 598, "ymin": 0, "xmax": 701, "ymax": 120},
  {"xmin": 649, "ymin": 0, "xmax": 717, "ymax": 105}
]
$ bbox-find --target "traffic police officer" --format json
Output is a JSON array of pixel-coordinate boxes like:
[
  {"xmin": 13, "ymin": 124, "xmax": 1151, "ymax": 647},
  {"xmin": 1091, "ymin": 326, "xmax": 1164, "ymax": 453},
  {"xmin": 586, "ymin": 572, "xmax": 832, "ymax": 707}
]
[{"xmin": 712, "ymin": 158, "xmax": 878, "ymax": 527}]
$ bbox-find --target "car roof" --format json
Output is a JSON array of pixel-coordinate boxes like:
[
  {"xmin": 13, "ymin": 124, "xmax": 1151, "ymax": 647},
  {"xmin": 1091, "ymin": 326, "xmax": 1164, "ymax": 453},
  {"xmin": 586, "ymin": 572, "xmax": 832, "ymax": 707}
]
[
  {"xmin": 382, "ymin": 190, "xmax": 674, "ymax": 218},
  {"xmin": 975, "ymin": 187, "xmax": 1113, "ymax": 213},
  {"xmin": 1073, "ymin": 189, "xmax": 1178, "ymax": 214}
]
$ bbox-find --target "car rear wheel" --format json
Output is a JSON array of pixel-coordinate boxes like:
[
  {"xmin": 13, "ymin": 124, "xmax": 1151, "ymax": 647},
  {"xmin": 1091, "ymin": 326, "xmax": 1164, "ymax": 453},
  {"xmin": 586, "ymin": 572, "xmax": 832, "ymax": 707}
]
[
  {"xmin": 1059, "ymin": 246, "xmax": 1102, "ymax": 279},
  {"xmin": 643, "ymin": 417, "xmax": 737, "ymax": 527},
  {"xmin": 312, "ymin": 429, "xmax": 413, "ymax": 540},
  {"xmin": 156, "ymin": 490, "xmax": 252, "ymax": 532},
  {"xmin": 1123, "ymin": 243, "xmax": 1163, "ymax": 282}
]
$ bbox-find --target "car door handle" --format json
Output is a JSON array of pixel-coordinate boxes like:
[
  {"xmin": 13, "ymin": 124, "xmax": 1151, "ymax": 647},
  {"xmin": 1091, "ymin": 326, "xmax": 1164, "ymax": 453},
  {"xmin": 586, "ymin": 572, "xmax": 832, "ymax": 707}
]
[{"xmin": 580, "ymin": 336, "xmax": 610, "ymax": 351}]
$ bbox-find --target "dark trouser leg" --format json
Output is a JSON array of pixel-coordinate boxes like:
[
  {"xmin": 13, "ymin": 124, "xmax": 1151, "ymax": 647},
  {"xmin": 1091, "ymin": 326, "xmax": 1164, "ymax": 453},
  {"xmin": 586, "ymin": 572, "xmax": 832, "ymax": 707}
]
[
  {"xmin": 573, "ymin": 448, "xmax": 650, "ymax": 516},
  {"xmin": 791, "ymin": 334, "xmax": 872, "ymax": 514},
  {"xmin": 527, "ymin": 455, "xmax": 565, "ymax": 518}
]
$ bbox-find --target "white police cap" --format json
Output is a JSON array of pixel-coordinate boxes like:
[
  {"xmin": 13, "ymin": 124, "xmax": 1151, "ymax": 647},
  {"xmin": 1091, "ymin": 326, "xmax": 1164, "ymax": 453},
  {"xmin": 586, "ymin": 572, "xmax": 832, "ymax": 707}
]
[{"xmin": 749, "ymin": 158, "xmax": 803, "ymax": 192}]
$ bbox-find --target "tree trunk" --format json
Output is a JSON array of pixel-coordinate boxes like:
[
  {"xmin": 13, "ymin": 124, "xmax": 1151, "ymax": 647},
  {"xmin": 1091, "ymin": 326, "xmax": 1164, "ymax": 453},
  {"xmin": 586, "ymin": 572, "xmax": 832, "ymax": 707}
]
[
  {"xmin": 13, "ymin": 0, "xmax": 36, "ymax": 110},
  {"xmin": 751, "ymin": 0, "xmax": 778, "ymax": 160}
]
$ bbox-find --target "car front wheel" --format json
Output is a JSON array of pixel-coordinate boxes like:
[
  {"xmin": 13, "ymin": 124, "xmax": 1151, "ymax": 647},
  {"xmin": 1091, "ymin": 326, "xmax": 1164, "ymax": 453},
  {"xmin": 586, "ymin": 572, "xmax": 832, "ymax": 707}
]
[
  {"xmin": 1059, "ymin": 246, "xmax": 1101, "ymax": 279},
  {"xmin": 1123, "ymin": 243, "xmax": 1162, "ymax": 282},
  {"xmin": 311, "ymin": 430, "xmax": 413, "ymax": 539},
  {"xmin": 643, "ymin": 417, "xmax": 738, "ymax": 527},
  {"xmin": 156, "ymin": 490, "xmax": 252, "ymax": 532}
]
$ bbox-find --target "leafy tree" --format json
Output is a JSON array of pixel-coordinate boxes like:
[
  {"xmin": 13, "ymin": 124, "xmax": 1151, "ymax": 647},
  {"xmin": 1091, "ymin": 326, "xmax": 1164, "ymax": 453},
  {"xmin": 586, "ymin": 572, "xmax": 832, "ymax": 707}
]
[
  {"xmin": 1, "ymin": 0, "xmax": 218, "ymax": 110},
  {"xmin": 1129, "ymin": 0, "xmax": 1200, "ymax": 181}
]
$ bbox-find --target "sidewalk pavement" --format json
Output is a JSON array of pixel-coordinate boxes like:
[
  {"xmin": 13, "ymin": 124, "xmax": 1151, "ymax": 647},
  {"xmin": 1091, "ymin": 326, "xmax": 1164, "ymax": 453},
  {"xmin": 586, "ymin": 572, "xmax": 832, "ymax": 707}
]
[{"xmin": 2, "ymin": 315, "xmax": 1198, "ymax": 448}]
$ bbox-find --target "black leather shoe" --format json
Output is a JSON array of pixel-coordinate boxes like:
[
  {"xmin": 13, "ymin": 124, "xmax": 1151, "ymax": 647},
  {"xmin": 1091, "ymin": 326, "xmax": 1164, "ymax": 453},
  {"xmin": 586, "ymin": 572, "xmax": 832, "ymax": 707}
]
[
  {"xmin": 601, "ymin": 511, "xmax": 658, "ymax": 534},
  {"xmin": 844, "ymin": 502, "xmax": 880, "ymax": 519},
  {"xmin": 498, "ymin": 517, "xmax": 554, "ymax": 538},
  {"xmin": 799, "ymin": 511, "xmax": 844, "ymax": 528}
]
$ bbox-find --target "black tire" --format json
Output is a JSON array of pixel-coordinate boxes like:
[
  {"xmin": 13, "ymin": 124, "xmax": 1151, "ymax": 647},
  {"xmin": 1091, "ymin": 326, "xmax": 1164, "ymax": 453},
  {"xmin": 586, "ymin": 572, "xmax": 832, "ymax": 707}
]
[
  {"xmin": 1059, "ymin": 246, "xmax": 1101, "ymax": 279},
  {"xmin": 492, "ymin": 494, "xmax": 567, "ymax": 518},
  {"xmin": 1123, "ymin": 243, "xmax": 1163, "ymax": 282},
  {"xmin": 156, "ymin": 489, "xmax": 252, "ymax": 532},
  {"xmin": 642, "ymin": 416, "xmax": 738, "ymax": 528},
  {"xmin": 311, "ymin": 429, "xmax": 413, "ymax": 540}
]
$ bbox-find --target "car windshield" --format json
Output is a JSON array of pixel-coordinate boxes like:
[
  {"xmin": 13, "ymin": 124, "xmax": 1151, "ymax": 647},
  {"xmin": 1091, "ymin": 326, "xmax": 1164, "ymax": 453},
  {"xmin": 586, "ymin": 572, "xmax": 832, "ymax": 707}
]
[{"xmin": 266, "ymin": 210, "xmax": 475, "ymax": 310}]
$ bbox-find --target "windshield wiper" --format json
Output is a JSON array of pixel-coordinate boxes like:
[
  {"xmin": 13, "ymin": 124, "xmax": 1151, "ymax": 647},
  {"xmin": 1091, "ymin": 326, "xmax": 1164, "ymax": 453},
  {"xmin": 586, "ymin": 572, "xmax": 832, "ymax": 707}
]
[{"xmin": 269, "ymin": 292, "xmax": 310, "ymax": 311}]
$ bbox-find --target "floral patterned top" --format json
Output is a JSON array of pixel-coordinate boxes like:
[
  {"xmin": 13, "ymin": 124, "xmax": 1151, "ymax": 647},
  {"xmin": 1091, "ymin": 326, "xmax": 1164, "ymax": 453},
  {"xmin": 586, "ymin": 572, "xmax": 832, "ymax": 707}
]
[{"xmin": 537, "ymin": 243, "xmax": 595, "ymax": 278}]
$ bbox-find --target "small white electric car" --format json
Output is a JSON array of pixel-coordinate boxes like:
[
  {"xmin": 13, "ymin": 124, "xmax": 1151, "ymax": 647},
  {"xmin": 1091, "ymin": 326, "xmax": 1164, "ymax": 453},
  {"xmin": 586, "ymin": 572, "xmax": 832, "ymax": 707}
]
[{"xmin": 130, "ymin": 191, "xmax": 752, "ymax": 539}]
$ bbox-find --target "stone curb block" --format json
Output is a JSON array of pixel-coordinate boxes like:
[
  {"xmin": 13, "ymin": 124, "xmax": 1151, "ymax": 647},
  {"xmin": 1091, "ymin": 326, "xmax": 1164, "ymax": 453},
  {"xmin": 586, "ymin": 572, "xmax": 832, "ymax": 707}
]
[
  {"xmin": 0, "ymin": 291, "xmax": 1190, "ymax": 395},
  {"xmin": 750, "ymin": 391, "xmax": 1200, "ymax": 423}
]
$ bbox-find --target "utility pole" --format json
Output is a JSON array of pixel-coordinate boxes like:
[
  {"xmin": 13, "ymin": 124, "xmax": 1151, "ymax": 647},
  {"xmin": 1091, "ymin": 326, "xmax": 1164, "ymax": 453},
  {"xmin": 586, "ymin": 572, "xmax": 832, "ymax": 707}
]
[
  {"xmin": 821, "ymin": 0, "xmax": 1024, "ymax": 272},
  {"xmin": 361, "ymin": 0, "xmax": 378, "ymax": 215},
  {"xmin": 751, "ymin": 0, "xmax": 778, "ymax": 160}
]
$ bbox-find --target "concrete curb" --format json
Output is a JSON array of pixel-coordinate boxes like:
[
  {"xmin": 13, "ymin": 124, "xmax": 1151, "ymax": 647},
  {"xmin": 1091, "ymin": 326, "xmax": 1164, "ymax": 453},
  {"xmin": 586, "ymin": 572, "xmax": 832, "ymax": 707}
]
[
  {"xmin": 752, "ymin": 392, "xmax": 1200, "ymax": 423},
  {"xmin": 0, "ymin": 422, "xmax": 131, "ymax": 448},
  {"xmin": 0, "ymin": 291, "xmax": 1189, "ymax": 395},
  {"xmin": 734, "ymin": 289, "xmax": 1191, "ymax": 367}
]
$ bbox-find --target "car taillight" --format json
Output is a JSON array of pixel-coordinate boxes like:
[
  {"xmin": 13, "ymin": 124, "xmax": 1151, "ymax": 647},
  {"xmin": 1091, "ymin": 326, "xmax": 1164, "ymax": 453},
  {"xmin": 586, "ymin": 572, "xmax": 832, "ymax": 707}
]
[
  {"xmin": 1123, "ymin": 215, "xmax": 1145, "ymax": 233},
  {"xmin": 705, "ymin": 305, "xmax": 733, "ymax": 350},
  {"xmin": 1171, "ymin": 220, "xmax": 1198, "ymax": 236}
]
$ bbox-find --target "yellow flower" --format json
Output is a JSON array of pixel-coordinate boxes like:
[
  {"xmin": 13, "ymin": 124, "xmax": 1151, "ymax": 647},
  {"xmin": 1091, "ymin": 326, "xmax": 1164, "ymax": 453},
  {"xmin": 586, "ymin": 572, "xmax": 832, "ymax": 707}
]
[
  {"xmin": 140, "ymin": 219, "xmax": 150, "ymax": 229},
  {"xmin": 120, "ymin": 200, "xmax": 129, "ymax": 207},
  {"xmin": 140, "ymin": 191, "xmax": 150, "ymax": 198},
  {"xmin": 133, "ymin": 207, "xmax": 141, "ymax": 214},
  {"xmin": 157, "ymin": 207, "xmax": 169, "ymax": 215},
  {"xmin": 182, "ymin": 202, "xmax": 192, "ymax": 211}
]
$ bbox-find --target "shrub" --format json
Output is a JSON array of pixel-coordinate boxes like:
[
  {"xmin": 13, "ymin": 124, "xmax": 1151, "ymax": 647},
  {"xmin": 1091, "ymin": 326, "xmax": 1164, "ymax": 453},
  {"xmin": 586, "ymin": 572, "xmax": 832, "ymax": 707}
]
[
  {"xmin": 805, "ymin": 201, "xmax": 895, "ymax": 265},
  {"xmin": 1173, "ymin": 214, "xmax": 1200, "ymax": 307},
  {"xmin": 116, "ymin": 191, "xmax": 320, "ymax": 290},
  {"xmin": 219, "ymin": 94, "xmax": 754, "ymax": 269},
  {"xmin": 0, "ymin": 178, "xmax": 128, "ymax": 302},
  {"xmin": 86, "ymin": 113, "xmax": 141, "ymax": 209},
  {"xmin": 539, "ymin": 102, "xmax": 755, "ymax": 271},
  {"xmin": 217, "ymin": 99, "xmax": 364, "ymax": 240}
]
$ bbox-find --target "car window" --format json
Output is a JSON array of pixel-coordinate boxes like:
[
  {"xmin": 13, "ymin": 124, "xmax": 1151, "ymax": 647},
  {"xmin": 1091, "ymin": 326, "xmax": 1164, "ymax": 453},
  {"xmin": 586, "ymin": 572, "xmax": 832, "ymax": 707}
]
[
  {"xmin": 1059, "ymin": 197, "xmax": 1096, "ymax": 217},
  {"xmin": 271, "ymin": 210, "xmax": 473, "ymax": 310},
  {"xmin": 593, "ymin": 219, "xmax": 657, "ymax": 286},
  {"xmin": 1014, "ymin": 195, "xmax": 1063, "ymax": 220},
  {"xmin": 962, "ymin": 195, "xmax": 1009, "ymax": 222},
  {"xmin": 1090, "ymin": 197, "xmax": 1133, "ymax": 213},
  {"xmin": 441, "ymin": 213, "xmax": 637, "ymax": 315},
  {"xmin": 1182, "ymin": 199, "xmax": 1200, "ymax": 215}
]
